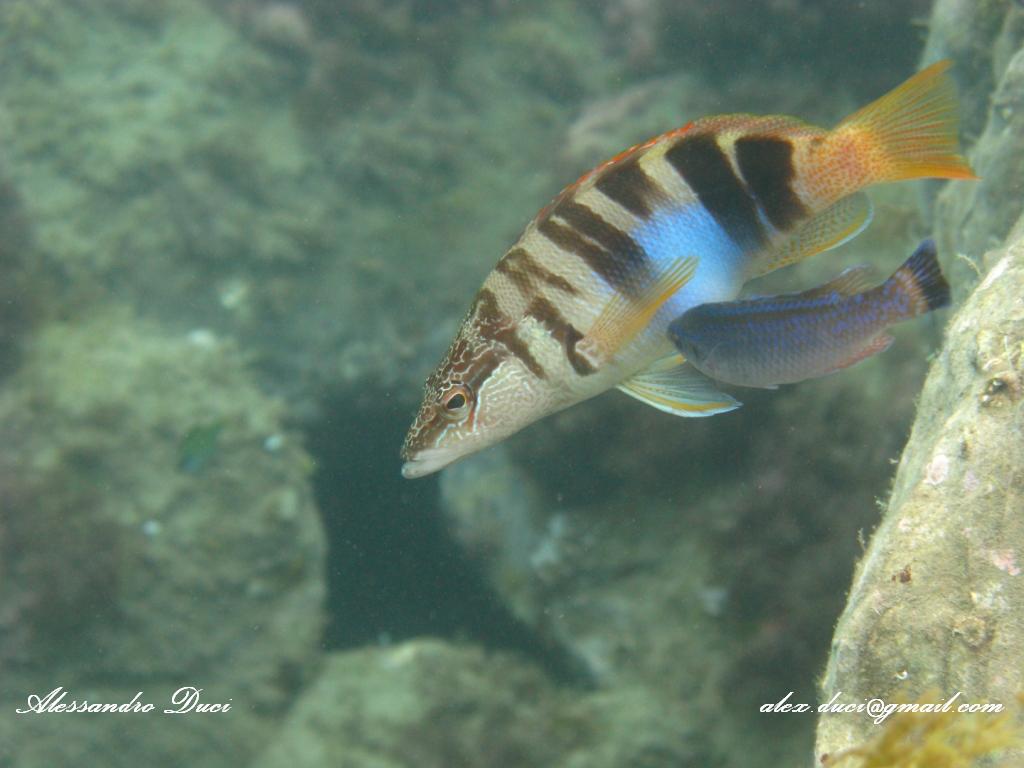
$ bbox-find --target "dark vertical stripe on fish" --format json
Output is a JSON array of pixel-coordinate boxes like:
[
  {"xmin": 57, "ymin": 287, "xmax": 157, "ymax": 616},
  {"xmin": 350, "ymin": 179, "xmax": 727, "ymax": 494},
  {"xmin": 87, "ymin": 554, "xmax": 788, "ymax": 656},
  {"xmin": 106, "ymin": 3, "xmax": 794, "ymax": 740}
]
[
  {"xmin": 555, "ymin": 200, "xmax": 643, "ymax": 263},
  {"xmin": 665, "ymin": 133, "xmax": 766, "ymax": 248},
  {"xmin": 735, "ymin": 136, "xmax": 807, "ymax": 231},
  {"xmin": 467, "ymin": 349, "xmax": 503, "ymax": 392},
  {"xmin": 494, "ymin": 252, "xmax": 535, "ymax": 296},
  {"xmin": 594, "ymin": 154, "xmax": 663, "ymax": 219},
  {"xmin": 538, "ymin": 217, "xmax": 613, "ymax": 284},
  {"xmin": 473, "ymin": 288, "xmax": 546, "ymax": 379},
  {"xmin": 497, "ymin": 247, "xmax": 579, "ymax": 296},
  {"xmin": 541, "ymin": 200, "xmax": 649, "ymax": 292},
  {"xmin": 426, "ymin": 336, "xmax": 503, "ymax": 400},
  {"xmin": 526, "ymin": 296, "xmax": 596, "ymax": 376}
]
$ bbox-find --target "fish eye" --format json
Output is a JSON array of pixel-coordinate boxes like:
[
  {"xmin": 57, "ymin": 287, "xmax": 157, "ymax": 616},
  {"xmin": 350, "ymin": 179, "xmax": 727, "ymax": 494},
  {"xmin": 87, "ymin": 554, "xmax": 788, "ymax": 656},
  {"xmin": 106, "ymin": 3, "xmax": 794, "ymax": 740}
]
[{"xmin": 440, "ymin": 384, "xmax": 473, "ymax": 421}]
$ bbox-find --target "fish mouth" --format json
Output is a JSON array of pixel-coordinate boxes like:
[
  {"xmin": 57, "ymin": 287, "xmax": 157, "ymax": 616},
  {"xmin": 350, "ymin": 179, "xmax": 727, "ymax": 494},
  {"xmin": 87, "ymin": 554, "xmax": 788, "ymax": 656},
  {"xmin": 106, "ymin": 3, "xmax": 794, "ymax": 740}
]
[{"xmin": 400, "ymin": 448, "xmax": 457, "ymax": 479}]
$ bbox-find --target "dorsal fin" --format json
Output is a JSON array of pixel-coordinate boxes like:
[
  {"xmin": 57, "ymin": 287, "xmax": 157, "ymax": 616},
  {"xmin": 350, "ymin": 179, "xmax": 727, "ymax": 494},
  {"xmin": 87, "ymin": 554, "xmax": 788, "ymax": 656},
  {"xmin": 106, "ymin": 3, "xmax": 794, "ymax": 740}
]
[
  {"xmin": 748, "ymin": 192, "xmax": 873, "ymax": 278},
  {"xmin": 742, "ymin": 264, "xmax": 875, "ymax": 303},
  {"xmin": 799, "ymin": 265, "xmax": 876, "ymax": 299}
]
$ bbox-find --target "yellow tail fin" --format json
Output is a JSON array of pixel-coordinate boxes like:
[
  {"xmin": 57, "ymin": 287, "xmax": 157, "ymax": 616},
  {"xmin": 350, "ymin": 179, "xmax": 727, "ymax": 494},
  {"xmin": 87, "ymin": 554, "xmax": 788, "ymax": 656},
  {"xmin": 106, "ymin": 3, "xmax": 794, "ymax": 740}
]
[{"xmin": 835, "ymin": 59, "xmax": 977, "ymax": 183}]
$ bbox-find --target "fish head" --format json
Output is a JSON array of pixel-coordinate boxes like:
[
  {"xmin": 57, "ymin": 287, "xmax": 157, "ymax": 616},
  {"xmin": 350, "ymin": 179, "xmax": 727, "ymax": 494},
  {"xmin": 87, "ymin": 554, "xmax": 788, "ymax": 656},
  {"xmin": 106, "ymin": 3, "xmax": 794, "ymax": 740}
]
[
  {"xmin": 667, "ymin": 313, "xmax": 727, "ymax": 379},
  {"xmin": 666, "ymin": 314, "xmax": 702, "ymax": 363},
  {"xmin": 401, "ymin": 323, "xmax": 560, "ymax": 479}
]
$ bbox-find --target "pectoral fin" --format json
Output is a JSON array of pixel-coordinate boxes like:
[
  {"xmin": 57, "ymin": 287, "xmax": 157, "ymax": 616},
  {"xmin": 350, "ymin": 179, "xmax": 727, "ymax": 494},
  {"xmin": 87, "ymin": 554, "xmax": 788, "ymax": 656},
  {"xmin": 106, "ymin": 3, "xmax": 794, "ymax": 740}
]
[
  {"xmin": 618, "ymin": 357, "xmax": 741, "ymax": 417},
  {"xmin": 581, "ymin": 255, "xmax": 697, "ymax": 366},
  {"xmin": 749, "ymin": 192, "xmax": 873, "ymax": 278}
]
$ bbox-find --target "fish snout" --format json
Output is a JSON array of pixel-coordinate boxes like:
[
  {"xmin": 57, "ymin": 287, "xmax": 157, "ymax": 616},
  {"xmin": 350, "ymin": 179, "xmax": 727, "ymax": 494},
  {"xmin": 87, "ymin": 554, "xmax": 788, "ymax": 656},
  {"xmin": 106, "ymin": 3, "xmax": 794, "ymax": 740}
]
[
  {"xmin": 667, "ymin": 315, "xmax": 700, "ymax": 360},
  {"xmin": 400, "ymin": 447, "xmax": 459, "ymax": 479}
]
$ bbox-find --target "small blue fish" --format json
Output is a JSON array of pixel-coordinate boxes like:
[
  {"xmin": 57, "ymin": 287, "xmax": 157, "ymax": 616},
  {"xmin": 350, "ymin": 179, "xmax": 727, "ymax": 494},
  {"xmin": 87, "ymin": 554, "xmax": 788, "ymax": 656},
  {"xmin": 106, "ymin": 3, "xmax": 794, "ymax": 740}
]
[
  {"xmin": 178, "ymin": 421, "xmax": 224, "ymax": 474},
  {"xmin": 667, "ymin": 239, "xmax": 950, "ymax": 388}
]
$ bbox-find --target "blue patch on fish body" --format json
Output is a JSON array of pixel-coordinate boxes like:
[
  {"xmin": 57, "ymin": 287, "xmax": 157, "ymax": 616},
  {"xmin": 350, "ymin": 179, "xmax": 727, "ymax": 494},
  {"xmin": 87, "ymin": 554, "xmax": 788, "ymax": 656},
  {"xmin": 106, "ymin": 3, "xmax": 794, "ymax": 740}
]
[{"xmin": 631, "ymin": 202, "xmax": 747, "ymax": 325}]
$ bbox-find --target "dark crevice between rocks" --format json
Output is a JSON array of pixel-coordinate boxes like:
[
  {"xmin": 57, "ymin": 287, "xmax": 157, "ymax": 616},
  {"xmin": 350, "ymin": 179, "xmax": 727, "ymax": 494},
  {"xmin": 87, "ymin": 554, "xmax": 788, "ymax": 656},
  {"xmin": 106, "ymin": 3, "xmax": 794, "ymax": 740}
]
[{"xmin": 304, "ymin": 389, "xmax": 589, "ymax": 686}]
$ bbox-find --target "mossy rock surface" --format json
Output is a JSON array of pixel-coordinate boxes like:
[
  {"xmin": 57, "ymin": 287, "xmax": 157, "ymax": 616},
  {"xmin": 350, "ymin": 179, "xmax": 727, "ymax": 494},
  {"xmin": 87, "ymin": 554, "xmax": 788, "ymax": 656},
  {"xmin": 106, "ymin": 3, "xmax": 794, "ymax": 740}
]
[
  {"xmin": 815, "ymin": 224, "xmax": 1024, "ymax": 764},
  {"xmin": 0, "ymin": 309, "xmax": 326, "ymax": 768},
  {"xmin": 252, "ymin": 639, "xmax": 698, "ymax": 768}
]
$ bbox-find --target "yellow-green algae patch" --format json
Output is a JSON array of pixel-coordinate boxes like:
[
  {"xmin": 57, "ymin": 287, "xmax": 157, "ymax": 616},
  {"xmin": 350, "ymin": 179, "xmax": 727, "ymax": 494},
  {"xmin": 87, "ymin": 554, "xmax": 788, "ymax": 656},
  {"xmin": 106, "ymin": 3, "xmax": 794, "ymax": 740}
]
[{"xmin": 824, "ymin": 692, "xmax": 1023, "ymax": 768}]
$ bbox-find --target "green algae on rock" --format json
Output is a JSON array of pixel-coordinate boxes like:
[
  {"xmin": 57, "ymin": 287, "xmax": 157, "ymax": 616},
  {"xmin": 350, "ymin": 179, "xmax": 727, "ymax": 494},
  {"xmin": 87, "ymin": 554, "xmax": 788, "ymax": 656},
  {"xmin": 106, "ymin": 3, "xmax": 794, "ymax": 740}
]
[
  {"xmin": 252, "ymin": 639, "xmax": 697, "ymax": 768},
  {"xmin": 0, "ymin": 308, "xmax": 325, "ymax": 768},
  {"xmin": 822, "ymin": 690, "xmax": 1024, "ymax": 767}
]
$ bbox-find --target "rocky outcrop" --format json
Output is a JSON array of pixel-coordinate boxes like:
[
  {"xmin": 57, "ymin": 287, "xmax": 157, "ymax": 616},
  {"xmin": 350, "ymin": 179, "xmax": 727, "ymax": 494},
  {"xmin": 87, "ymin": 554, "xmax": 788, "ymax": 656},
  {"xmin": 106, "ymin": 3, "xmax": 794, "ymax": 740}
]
[
  {"xmin": 0, "ymin": 309, "xmax": 325, "ymax": 768},
  {"xmin": 814, "ymin": 217, "xmax": 1024, "ymax": 764},
  {"xmin": 931, "ymin": 1, "xmax": 1024, "ymax": 296},
  {"xmin": 252, "ymin": 639, "xmax": 697, "ymax": 768}
]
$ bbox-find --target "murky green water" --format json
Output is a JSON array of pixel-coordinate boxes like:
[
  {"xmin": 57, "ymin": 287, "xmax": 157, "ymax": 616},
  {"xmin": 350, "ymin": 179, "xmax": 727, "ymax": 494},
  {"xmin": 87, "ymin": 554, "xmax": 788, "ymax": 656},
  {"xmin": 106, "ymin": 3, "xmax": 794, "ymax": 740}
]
[{"xmin": 1, "ymin": 1, "xmax": 1021, "ymax": 766}]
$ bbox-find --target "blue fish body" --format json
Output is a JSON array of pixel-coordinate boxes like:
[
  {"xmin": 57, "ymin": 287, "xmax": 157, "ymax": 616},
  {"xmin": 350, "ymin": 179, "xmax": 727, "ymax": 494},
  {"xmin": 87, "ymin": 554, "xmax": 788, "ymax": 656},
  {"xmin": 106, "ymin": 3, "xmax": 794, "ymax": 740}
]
[{"xmin": 668, "ymin": 239, "xmax": 950, "ymax": 388}]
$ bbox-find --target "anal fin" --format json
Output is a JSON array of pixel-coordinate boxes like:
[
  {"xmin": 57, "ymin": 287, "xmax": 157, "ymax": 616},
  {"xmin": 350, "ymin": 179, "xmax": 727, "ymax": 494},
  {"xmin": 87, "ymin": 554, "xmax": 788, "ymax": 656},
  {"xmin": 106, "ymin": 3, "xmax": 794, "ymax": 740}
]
[
  {"xmin": 618, "ymin": 357, "xmax": 741, "ymax": 417},
  {"xmin": 750, "ymin": 192, "xmax": 873, "ymax": 278},
  {"xmin": 823, "ymin": 333, "xmax": 894, "ymax": 374}
]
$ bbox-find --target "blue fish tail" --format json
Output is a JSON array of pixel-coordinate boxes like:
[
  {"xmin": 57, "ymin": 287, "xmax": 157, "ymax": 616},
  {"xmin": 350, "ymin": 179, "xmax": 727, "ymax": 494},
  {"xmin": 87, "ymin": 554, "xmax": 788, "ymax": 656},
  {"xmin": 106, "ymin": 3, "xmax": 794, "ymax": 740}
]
[{"xmin": 884, "ymin": 238, "xmax": 951, "ymax": 318}]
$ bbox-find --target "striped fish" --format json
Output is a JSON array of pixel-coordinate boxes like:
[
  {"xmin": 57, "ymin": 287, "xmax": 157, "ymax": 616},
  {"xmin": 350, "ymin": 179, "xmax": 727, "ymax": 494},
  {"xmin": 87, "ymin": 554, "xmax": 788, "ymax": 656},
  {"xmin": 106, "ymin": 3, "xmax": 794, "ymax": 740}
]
[
  {"xmin": 401, "ymin": 61, "xmax": 976, "ymax": 479},
  {"xmin": 667, "ymin": 239, "xmax": 950, "ymax": 388}
]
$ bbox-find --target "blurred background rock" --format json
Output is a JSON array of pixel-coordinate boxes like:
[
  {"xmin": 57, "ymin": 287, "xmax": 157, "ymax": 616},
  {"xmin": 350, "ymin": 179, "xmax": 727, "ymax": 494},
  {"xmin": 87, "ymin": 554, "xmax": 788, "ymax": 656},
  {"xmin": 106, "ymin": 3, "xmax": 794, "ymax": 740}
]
[{"xmin": 0, "ymin": 0, "xmax": 1015, "ymax": 766}]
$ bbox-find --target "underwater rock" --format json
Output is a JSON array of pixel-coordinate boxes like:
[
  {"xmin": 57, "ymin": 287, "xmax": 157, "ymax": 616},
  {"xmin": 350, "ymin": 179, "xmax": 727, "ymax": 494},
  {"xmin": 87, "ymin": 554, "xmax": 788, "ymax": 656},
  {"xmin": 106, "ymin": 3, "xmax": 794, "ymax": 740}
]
[
  {"xmin": 252, "ymin": 639, "xmax": 697, "ymax": 768},
  {"xmin": 437, "ymin": 406, "xmax": 903, "ymax": 768},
  {"xmin": 0, "ymin": 165, "xmax": 42, "ymax": 377},
  {"xmin": 0, "ymin": 308, "xmax": 325, "ymax": 767},
  {"xmin": 441, "ymin": 447, "xmax": 730, "ymax": 688},
  {"xmin": 252, "ymin": 641, "xmax": 571, "ymax": 768},
  {"xmin": 934, "ymin": 38, "xmax": 1024, "ymax": 295},
  {"xmin": 439, "ymin": 446, "xmax": 552, "ymax": 624},
  {"xmin": 814, "ymin": 222, "xmax": 1024, "ymax": 763},
  {"xmin": 227, "ymin": 1, "xmax": 316, "ymax": 58},
  {"xmin": 603, "ymin": 0, "xmax": 929, "ymax": 90},
  {"xmin": 0, "ymin": 0, "xmax": 610, "ymax": 420},
  {"xmin": 921, "ymin": 0, "xmax": 1021, "ymax": 143}
]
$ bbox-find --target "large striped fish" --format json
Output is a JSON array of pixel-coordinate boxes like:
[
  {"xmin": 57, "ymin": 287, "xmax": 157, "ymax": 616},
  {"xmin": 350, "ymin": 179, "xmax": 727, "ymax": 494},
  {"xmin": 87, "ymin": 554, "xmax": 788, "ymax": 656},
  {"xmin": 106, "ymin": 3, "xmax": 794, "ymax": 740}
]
[{"xmin": 401, "ymin": 61, "xmax": 976, "ymax": 479}]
